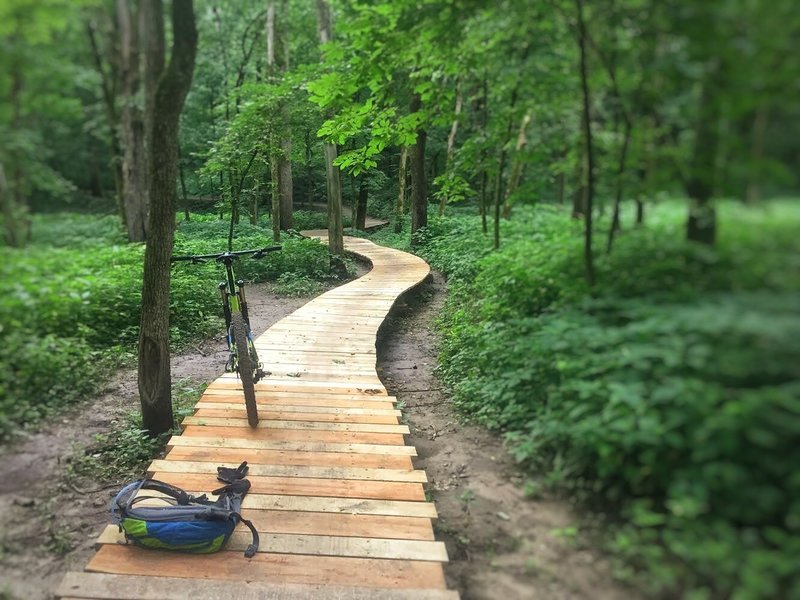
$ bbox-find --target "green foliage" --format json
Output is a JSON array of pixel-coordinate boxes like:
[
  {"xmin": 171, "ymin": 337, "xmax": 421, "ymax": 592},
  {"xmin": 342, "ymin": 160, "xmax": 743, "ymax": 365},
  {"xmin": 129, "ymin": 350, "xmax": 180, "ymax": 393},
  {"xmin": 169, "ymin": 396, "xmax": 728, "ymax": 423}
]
[
  {"xmin": 273, "ymin": 272, "xmax": 324, "ymax": 298},
  {"xmin": 399, "ymin": 200, "xmax": 800, "ymax": 597},
  {"xmin": 0, "ymin": 213, "xmax": 342, "ymax": 440}
]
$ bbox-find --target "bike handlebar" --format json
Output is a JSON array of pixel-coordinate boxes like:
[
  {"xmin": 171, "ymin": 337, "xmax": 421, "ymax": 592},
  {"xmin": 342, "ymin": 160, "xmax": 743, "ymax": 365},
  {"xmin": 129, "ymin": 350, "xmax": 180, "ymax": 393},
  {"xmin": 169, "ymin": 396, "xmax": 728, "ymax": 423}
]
[{"xmin": 171, "ymin": 245, "xmax": 282, "ymax": 264}]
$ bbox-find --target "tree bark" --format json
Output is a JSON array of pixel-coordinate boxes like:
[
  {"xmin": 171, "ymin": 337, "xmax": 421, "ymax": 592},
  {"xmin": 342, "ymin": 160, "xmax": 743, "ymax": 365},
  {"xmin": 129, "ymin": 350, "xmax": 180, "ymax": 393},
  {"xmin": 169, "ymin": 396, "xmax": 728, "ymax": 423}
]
[
  {"xmin": 503, "ymin": 111, "xmax": 532, "ymax": 218},
  {"xmin": 316, "ymin": 0, "xmax": 343, "ymax": 255},
  {"xmin": 117, "ymin": 0, "xmax": 148, "ymax": 242},
  {"xmin": 438, "ymin": 88, "xmax": 462, "ymax": 217},
  {"xmin": 606, "ymin": 118, "xmax": 632, "ymax": 253},
  {"xmin": 745, "ymin": 104, "xmax": 768, "ymax": 204},
  {"xmin": 479, "ymin": 74, "xmax": 488, "ymax": 234},
  {"xmin": 409, "ymin": 94, "xmax": 427, "ymax": 238},
  {"xmin": 267, "ymin": 1, "xmax": 293, "ymax": 230},
  {"xmin": 355, "ymin": 176, "xmax": 368, "ymax": 230},
  {"xmin": 86, "ymin": 17, "xmax": 125, "ymax": 222},
  {"xmin": 686, "ymin": 76, "xmax": 719, "ymax": 245},
  {"xmin": 395, "ymin": 146, "xmax": 408, "ymax": 233},
  {"xmin": 138, "ymin": 0, "xmax": 197, "ymax": 436},
  {"xmin": 576, "ymin": 0, "xmax": 595, "ymax": 286}
]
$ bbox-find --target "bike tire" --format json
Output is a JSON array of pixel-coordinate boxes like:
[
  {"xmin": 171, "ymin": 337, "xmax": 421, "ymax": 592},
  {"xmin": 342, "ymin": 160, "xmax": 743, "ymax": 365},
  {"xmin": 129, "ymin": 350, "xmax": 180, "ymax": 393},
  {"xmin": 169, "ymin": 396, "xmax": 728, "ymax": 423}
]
[{"xmin": 231, "ymin": 313, "xmax": 259, "ymax": 427}]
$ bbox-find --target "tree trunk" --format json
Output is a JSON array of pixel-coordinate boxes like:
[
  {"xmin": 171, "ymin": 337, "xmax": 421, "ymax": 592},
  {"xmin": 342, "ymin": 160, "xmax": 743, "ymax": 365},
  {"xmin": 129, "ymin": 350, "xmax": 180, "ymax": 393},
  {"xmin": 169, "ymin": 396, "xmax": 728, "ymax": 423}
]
[
  {"xmin": 479, "ymin": 74, "xmax": 489, "ymax": 234},
  {"xmin": 138, "ymin": 0, "xmax": 197, "ymax": 436},
  {"xmin": 439, "ymin": 88, "xmax": 463, "ymax": 217},
  {"xmin": 557, "ymin": 172, "xmax": 565, "ymax": 204},
  {"xmin": 355, "ymin": 176, "xmax": 368, "ymax": 230},
  {"xmin": 316, "ymin": 0, "xmax": 343, "ymax": 255},
  {"xmin": 178, "ymin": 144, "xmax": 190, "ymax": 221},
  {"xmin": 271, "ymin": 152, "xmax": 281, "ymax": 241},
  {"xmin": 606, "ymin": 118, "xmax": 632, "ymax": 253},
  {"xmin": 503, "ymin": 111, "xmax": 532, "ymax": 218},
  {"xmin": 576, "ymin": 0, "xmax": 595, "ymax": 285},
  {"xmin": 86, "ymin": 17, "xmax": 126, "ymax": 223},
  {"xmin": 395, "ymin": 146, "xmax": 408, "ymax": 233},
  {"xmin": 267, "ymin": 1, "xmax": 293, "ymax": 230},
  {"xmin": 746, "ymin": 104, "xmax": 768, "ymax": 204},
  {"xmin": 409, "ymin": 94, "xmax": 427, "ymax": 238},
  {"xmin": 0, "ymin": 162, "xmax": 20, "ymax": 247},
  {"xmin": 686, "ymin": 77, "xmax": 719, "ymax": 245},
  {"xmin": 117, "ymin": 0, "xmax": 148, "ymax": 242}
]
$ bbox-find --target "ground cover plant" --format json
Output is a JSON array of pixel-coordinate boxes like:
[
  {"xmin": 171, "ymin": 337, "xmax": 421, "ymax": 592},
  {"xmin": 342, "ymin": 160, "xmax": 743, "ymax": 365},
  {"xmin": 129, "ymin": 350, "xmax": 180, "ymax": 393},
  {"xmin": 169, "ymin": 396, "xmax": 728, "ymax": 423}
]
[
  {"xmin": 371, "ymin": 200, "xmax": 800, "ymax": 598},
  {"xmin": 0, "ymin": 212, "xmax": 339, "ymax": 440}
]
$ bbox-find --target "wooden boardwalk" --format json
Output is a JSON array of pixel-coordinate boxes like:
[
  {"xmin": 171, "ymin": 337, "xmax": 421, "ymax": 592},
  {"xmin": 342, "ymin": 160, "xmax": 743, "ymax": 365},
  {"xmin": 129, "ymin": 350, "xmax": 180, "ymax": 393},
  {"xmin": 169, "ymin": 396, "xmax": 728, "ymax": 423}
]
[{"xmin": 56, "ymin": 236, "xmax": 457, "ymax": 599}]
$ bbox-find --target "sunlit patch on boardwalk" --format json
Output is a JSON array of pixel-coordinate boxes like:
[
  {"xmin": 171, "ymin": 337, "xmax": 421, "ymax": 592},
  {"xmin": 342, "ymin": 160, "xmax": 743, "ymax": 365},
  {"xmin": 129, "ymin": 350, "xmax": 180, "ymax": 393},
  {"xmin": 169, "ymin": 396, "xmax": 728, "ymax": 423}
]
[{"xmin": 56, "ymin": 236, "xmax": 459, "ymax": 599}]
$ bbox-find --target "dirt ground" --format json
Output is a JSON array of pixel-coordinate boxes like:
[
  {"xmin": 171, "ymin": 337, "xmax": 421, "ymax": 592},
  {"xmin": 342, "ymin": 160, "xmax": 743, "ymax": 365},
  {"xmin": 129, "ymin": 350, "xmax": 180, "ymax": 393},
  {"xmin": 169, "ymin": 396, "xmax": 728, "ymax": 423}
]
[
  {"xmin": 376, "ymin": 272, "xmax": 639, "ymax": 600},
  {"xmin": 0, "ymin": 283, "xmax": 323, "ymax": 600},
  {"xmin": 0, "ymin": 262, "xmax": 635, "ymax": 600}
]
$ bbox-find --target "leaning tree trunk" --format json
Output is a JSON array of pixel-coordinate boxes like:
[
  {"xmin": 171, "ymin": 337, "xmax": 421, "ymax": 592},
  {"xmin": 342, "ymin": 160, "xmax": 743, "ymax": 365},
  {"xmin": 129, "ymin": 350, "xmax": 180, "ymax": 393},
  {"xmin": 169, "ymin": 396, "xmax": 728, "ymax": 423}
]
[
  {"xmin": 138, "ymin": 0, "xmax": 197, "ymax": 436},
  {"xmin": 439, "ymin": 87, "xmax": 462, "ymax": 216},
  {"xmin": 409, "ymin": 94, "xmax": 428, "ymax": 238},
  {"xmin": 316, "ymin": 0, "xmax": 344, "ymax": 255}
]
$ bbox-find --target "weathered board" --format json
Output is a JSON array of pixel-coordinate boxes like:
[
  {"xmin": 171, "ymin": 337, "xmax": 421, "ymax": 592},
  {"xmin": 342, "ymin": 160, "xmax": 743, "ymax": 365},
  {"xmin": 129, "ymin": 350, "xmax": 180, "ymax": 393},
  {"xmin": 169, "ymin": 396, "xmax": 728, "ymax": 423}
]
[{"xmin": 55, "ymin": 236, "xmax": 456, "ymax": 599}]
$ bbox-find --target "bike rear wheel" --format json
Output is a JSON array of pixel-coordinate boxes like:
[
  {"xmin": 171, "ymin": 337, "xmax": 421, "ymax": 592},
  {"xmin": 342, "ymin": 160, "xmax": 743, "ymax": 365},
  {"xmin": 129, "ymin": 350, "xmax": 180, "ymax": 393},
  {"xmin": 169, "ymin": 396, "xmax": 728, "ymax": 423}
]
[{"xmin": 231, "ymin": 313, "xmax": 259, "ymax": 427}]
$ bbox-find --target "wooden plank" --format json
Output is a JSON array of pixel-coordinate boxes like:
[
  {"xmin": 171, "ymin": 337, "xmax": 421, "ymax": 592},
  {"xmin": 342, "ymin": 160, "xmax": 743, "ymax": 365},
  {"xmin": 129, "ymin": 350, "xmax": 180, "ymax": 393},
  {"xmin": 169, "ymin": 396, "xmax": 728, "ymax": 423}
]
[
  {"xmin": 193, "ymin": 401, "xmax": 399, "ymax": 414},
  {"xmin": 127, "ymin": 490, "xmax": 437, "ymax": 518},
  {"xmin": 191, "ymin": 408, "xmax": 399, "ymax": 425},
  {"xmin": 207, "ymin": 381, "xmax": 386, "ymax": 395},
  {"xmin": 183, "ymin": 425, "xmax": 403, "ymax": 452},
  {"xmin": 180, "ymin": 417, "xmax": 408, "ymax": 434},
  {"xmin": 86, "ymin": 546, "xmax": 445, "ymax": 589},
  {"xmin": 147, "ymin": 460, "xmax": 427, "ymax": 483},
  {"xmin": 164, "ymin": 446, "xmax": 415, "ymax": 470},
  {"xmin": 57, "ymin": 572, "xmax": 459, "ymax": 600},
  {"xmin": 200, "ymin": 389, "xmax": 394, "ymax": 402},
  {"xmin": 167, "ymin": 435, "xmax": 416, "ymax": 455},
  {"xmin": 96, "ymin": 526, "xmax": 447, "ymax": 562},
  {"xmin": 151, "ymin": 472, "xmax": 425, "ymax": 501}
]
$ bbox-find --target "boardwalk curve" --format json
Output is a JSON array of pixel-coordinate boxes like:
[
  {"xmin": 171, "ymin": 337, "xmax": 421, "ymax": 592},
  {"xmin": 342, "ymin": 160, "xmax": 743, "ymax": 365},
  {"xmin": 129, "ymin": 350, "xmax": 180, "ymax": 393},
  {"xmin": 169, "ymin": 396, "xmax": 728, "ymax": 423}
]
[{"xmin": 56, "ymin": 236, "xmax": 458, "ymax": 599}]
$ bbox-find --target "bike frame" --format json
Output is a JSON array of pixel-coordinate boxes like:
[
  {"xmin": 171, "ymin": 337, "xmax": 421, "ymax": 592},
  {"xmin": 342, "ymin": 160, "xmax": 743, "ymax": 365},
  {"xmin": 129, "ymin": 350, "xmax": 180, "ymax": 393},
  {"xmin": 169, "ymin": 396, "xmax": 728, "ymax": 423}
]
[{"xmin": 172, "ymin": 245, "xmax": 281, "ymax": 377}]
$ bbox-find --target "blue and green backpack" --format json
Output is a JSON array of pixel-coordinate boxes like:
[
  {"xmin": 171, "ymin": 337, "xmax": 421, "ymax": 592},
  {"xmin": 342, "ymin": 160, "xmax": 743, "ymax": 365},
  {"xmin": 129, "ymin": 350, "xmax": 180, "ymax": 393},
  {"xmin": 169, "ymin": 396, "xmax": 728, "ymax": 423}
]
[{"xmin": 111, "ymin": 461, "xmax": 259, "ymax": 557}]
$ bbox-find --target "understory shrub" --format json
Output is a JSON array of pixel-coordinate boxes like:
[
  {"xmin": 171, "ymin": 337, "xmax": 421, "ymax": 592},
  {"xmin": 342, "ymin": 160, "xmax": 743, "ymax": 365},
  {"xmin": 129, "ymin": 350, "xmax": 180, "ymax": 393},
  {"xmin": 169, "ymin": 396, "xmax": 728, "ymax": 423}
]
[
  {"xmin": 0, "ymin": 212, "xmax": 343, "ymax": 440},
  {"xmin": 403, "ymin": 200, "xmax": 800, "ymax": 597}
]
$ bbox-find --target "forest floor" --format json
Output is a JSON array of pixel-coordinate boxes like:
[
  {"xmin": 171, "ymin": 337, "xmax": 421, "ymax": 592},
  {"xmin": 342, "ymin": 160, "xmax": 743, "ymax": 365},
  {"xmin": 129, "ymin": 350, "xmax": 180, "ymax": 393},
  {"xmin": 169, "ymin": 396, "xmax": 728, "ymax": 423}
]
[
  {"xmin": 0, "ymin": 259, "xmax": 634, "ymax": 600},
  {"xmin": 377, "ymin": 272, "xmax": 639, "ymax": 600},
  {"xmin": 0, "ymin": 283, "xmax": 328, "ymax": 600}
]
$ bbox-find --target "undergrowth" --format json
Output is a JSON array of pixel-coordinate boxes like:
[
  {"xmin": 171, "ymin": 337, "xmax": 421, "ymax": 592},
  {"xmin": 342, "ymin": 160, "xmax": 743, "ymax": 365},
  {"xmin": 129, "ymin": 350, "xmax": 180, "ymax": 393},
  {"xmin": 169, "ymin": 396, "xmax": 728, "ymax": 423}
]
[
  {"xmin": 0, "ymin": 212, "xmax": 345, "ymax": 440},
  {"xmin": 374, "ymin": 200, "xmax": 800, "ymax": 599}
]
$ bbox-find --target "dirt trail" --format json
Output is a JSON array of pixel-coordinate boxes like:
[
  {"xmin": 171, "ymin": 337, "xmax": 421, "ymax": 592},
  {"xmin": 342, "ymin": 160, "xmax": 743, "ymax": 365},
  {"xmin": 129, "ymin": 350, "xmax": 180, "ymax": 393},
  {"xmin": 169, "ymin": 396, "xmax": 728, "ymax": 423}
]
[
  {"xmin": 0, "ymin": 283, "xmax": 330, "ymax": 600},
  {"xmin": 376, "ymin": 272, "xmax": 639, "ymax": 600}
]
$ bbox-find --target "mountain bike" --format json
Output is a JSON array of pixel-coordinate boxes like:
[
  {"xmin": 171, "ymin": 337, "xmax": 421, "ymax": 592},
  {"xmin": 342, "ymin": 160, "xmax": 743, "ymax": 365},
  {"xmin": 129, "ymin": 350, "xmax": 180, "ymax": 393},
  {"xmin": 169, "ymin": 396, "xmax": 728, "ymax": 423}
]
[{"xmin": 171, "ymin": 245, "xmax": 281, "ymax": 427}]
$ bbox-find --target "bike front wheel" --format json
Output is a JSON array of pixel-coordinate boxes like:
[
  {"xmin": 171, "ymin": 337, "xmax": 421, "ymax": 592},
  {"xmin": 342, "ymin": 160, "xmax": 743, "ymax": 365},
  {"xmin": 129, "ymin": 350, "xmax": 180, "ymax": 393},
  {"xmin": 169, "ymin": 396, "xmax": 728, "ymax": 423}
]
[{"xmin": 231, "ymin": 313, "xmax": 259, "ymax": 427}]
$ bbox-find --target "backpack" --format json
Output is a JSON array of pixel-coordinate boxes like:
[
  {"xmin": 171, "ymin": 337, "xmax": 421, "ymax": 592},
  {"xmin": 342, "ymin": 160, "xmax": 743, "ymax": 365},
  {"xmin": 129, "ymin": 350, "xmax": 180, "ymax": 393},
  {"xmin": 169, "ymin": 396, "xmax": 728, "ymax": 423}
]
[{"xmin": 110, "ymin": 461, "xmax": 259, "ymax": 557}]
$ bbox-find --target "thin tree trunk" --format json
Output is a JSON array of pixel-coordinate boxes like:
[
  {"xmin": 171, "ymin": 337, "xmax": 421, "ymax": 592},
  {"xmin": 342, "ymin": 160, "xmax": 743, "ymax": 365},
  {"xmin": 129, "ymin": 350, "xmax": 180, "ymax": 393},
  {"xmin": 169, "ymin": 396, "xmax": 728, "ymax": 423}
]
[
  {"xmin": 746, "ymin": 104, "xmax": 768, "ymax": 204},
  {"xmin": 267, "ymin": 1, "xmax": 293, "ymax": 230},
  {"xmin": 557, "ymin": 172, "xmax": 565, "ymax": 204},
  {"xmin": 86, "ymin": 17, "xmax": 125, "ymax": 222},
  {"xmin": 479, "ymin": 74, "xmax": 488, "ymax": 234},
  {"xmin": 576, "ymin": 0, "xmax": 595, "ymax": 285},
  {"xmin": 138, "ymin": 0, "xmax": 197, "ymax": 435},
  {"xmin": 178, "ymin": 144, "xmax": 190, "ymax": 221},
  {"xmin": 117, "ymin": 0, "xmax": 148, "ymax": 242},
  {"xmin": 439, "ymin": 88, "xmax": 463, "ymax": 217},
  {"xmin": 503, "ymin": 111, "xmax": 532, "ymax": 218},
  {"xmin": 686, "ymin": 77, "xmax": 719, "ymax": 245},
  {"xmin": 355, "ymin": 176, "xmax": 368, "ymax": 230},
  {"xmin": 606, "ymin": 118, "xmax": 632, "ymax": 253},
  {"xmin": 395, "ymin": 146, "xmax": 408, "ymax": 233},
  {"xmin": 271, "ymin": 152, "xmax": 281, "ymax": 241},
  {"xmin": 409, "ymin": 94, "xmax": 427, "ymax": 238},
  {"xmin": 0, "ymin": 162, "xmax": 19, "ymax": 247},
  {"xmin": 316, "ymin": 0, "xmax": 344, "ymax": 256}
]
